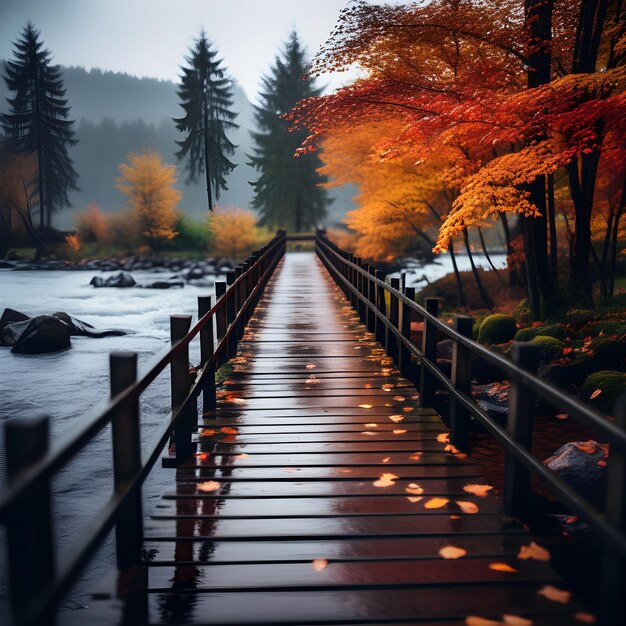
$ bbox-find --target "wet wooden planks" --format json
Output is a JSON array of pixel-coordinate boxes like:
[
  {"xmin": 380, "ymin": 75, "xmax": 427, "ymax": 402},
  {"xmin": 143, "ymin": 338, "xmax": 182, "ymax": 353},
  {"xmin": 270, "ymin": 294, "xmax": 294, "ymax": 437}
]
[{"xmin": 78, "ymin": 252, "xmax": 589, "ymax": 625}]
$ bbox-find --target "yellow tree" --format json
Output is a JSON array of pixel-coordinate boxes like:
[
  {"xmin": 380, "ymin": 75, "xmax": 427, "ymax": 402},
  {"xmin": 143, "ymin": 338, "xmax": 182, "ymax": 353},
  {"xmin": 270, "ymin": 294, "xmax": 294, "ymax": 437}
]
[
  {"xmin": 116, "ymin": 151, "xmax": 181, "ymax": 252},
  {"xmin": 209, "ymin": 208, "xmax": 271, "ymax": 260}
]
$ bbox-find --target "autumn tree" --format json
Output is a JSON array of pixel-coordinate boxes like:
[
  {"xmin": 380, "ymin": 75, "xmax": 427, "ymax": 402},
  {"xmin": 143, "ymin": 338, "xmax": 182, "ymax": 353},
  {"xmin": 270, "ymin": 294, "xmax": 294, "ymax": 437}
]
[
  {"xmin": 291, "ymin": 0, "xmax": 626, "ymax": 318},
  {"xmin": 249, "ymin": 31, "xmax": 328, "ymax": 232},
  {"xmin": 116, "ymin": 151, "xmax": 181, "ymax": 252},
  {"xmin": 209, "ymin": 208, "xmax": 270, "ymax": 259},
  {"xmin": 2, "ymin": 21, "xmax": 78, "ymax": 229},
  {"xmin": 174, "ymin": 31, "xmax": 238, "ymax": 214}
]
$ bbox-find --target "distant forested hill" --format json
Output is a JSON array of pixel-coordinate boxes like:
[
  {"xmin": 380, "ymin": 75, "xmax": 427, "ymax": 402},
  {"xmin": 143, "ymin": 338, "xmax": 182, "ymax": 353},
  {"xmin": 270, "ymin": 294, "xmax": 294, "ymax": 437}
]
[{"xmin": 0, "ymin": 64, "xmax": 353, "ymax": 229}]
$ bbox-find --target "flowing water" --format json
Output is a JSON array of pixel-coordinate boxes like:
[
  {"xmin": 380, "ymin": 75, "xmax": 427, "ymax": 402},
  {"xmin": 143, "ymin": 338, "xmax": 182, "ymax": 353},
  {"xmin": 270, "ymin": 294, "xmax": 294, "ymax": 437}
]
[{"xmin": 0, "ymin": 251, "xmax": 506, "ymax": 611}]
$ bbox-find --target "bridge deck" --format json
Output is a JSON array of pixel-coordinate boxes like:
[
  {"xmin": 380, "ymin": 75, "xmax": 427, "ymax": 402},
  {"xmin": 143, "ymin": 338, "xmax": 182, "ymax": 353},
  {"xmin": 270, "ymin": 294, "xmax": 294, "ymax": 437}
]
[{"xmin": 85, "ymin": 252, "xmax": 585, "ymax": 624}]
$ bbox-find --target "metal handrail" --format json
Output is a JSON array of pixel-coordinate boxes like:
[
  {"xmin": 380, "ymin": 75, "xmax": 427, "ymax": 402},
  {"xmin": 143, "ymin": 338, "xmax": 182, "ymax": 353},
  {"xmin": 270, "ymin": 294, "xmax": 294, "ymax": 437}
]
[
  {"xmin": 316, "ymin": 230, "xmax": 626, "ymax": 625},
  {"xmin": 0, "ymin": 230, "xmax": 287, "ymax": 625}
]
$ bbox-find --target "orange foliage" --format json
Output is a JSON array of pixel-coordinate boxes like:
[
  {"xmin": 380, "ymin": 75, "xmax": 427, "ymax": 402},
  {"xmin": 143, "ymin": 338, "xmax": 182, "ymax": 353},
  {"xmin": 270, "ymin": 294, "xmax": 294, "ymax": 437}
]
[
  {"xmin": 74, "ymin": 202, "xmax": 108, "ymax": 243},
  {"xmin": 209, "ymin": 207, "xmax": 271, "ymax": 259},
  {"xmin": 116, "ymin": 151, "xmax": 180, "ymax": 250}
]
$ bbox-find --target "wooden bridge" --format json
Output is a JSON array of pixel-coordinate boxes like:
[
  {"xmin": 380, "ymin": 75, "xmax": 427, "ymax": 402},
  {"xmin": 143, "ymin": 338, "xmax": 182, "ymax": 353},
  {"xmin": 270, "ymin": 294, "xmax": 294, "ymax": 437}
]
[{"xmin": 1, "ymin": 232, "xmax": 625, "ymax": 625}]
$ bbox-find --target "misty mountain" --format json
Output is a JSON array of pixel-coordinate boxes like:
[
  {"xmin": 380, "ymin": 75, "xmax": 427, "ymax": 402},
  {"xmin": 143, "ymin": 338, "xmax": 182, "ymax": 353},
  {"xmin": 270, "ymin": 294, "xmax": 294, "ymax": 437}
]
[{"xmin": 0, "ymin": 63, "xmax": 353, "ymax": 229}]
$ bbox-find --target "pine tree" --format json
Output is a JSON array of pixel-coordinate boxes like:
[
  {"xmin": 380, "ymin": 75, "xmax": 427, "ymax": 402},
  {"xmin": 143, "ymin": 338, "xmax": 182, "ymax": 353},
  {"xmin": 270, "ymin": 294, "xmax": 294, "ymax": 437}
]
[
  {"xmin": 249, "ymin": 31, "xmax": 328, "ymax": 232},
  {"xmin": 1, "ymin": 21, "xmax": 78, "ymax": 229},
  {"xmin": 174, "ymin": 31, "xmax": 238, "ymax": 213}
]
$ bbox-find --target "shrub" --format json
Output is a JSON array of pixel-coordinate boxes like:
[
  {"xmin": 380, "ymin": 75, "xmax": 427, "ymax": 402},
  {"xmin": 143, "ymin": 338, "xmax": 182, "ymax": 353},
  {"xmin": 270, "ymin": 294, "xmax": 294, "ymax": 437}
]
[
  {"xmin": 565, "ymin": 309, "xmax": 595, "ymax": 326},
  {"xmin": 514, "ymin": 327, "xmax": 537, "ymax": 342},
  {"xmin": 164, "ymin": 215, "xmax": 212, "ymax": 253},
  {"xmin": 515, "ymin": 324, "xmax": 566, "ymax": 342},
  {"xmin": 477, "ymin": 314, "xmax": 517, "ymax": 344},
  {"xmin": 103, "ymin": 209, "xmax": 141, "ymax": 251},
  {"xmin": 582, "ymin": 370, "xmax": 626, "ymax": 413},
  {"xmin": 530, "ymin": 335, "xmax": 564, "ymax": 350},
  {"xmin": 587, "ymin": 321, "xmax": 626, "ymax": 337},
  {"xmin": 209, "ymin": 208, "xmax": 271, "ymax": 260},
  {"xmin": 74, "ymin": 203, "xmax": 108, "ymax": 243}
]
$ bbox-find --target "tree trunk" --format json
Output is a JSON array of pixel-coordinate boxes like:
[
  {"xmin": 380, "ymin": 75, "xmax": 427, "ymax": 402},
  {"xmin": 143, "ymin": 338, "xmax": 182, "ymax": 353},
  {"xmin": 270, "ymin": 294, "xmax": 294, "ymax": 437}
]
[
  {"xmin": 547, "ymin": 173, "xmax": 558, "ymax": 283},
  {"xmin": 449, "ymin": 239, "xmax": 466, "ymax": 307},
  {"xmin": 203, "ymin": 91, "xmax": 213, "ymax": 213},
  {"xmin": 478, "ymin": 227, "xmax": 505, "ymax": 285},
  {"xmin": 463, "ymin": 228, "xmax": 492, "ymax": 309}
]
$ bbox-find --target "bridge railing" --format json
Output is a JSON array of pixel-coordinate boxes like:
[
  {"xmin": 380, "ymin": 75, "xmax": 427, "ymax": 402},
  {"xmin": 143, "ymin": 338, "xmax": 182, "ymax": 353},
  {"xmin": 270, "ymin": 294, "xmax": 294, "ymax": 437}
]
[
  {"xmin": 316, "ymin": 230, "xmax": 626, "ymax": 624},
  {"xmin": 0, "ymin": 230, "xmax": 287, "ymax": 626}
]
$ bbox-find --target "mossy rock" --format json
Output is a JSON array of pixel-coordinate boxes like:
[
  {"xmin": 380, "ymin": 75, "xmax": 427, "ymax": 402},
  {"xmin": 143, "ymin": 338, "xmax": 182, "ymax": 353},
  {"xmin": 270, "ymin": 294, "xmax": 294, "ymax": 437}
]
[
  {"xmin": 530, "ymin": 335, "xmax": 564, "ymax": 350},
  {"xmin": 588, "ymin": 337, "xmax": 626, "ymax": 371},
  {"xmin": 582, "ymin": 370, "xmax": 626, "ymax": 413},
  {"xmin": 587, "ymin": 321, "xmax": 626, "ymax": 337},
  {"xmin": 472, "ymin": 320, "xmax": 481, "ymax": 341},
  {"xmin": 514, "ymin": 327, "xmax": 538, "ymax": 342},
  {"xmin": 477, "ymin": 314, "xmax": 517, "ymax": 345},
  {"xmin": 539, "ymin": 361, "xmax": 588, "ymax": 389},
  {"xmin": 565, "ymin": 309, "xmax": 595, "ymax": 326}
]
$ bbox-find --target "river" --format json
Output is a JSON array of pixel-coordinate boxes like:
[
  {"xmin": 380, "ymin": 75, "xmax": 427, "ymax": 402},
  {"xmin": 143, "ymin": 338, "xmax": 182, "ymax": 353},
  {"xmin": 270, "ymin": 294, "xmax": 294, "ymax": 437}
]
[{"xmin": 0, "ymin": 250, "xmax": 506, "ymax": 613}]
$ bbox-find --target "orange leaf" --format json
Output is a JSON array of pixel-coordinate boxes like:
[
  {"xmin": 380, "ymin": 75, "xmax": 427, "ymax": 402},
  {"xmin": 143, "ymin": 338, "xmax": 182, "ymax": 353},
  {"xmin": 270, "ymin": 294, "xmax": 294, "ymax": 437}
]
[
  {"xmin": 405, "ymin": 483, "xmax": 424, "ymax": 495},
  {"xmin": 573, "ymin": 613, "xmax": 596, "ymax": 624},
  {"xmin": 220, "ymin": 427, "xmax": 238, "ymax": 435},
  {"xmin": 373, "ymin": 473, "xmax": 399, "ymax": 487},
  {"xmin": 393, "ymin": 429, "xmax": 407, "ymax": 434},
  {"xmin": 200, "ymin": 428, "xmax": 215, "ymax": 437},
  {"xmin": 537, "ymin": 585, "xmax": 571, "ymax": 604},
  {"xmin": 424, "ymin": 497, "xmax": 449, "ymax": 509},
  {"xmin": 465, "ymin": 617, "xmax": 501, "ymax": 626},
  {"xmin": 590, "ymin": 389, "xmax": 602, "ymax": 399},
  {"xmin": 364, "ymin": 383, "xmax": 373, "ymax": 389},
  {"xmin": 439, "ymin": 545, "xmax": 467, "ymax": 559},
  {"xmin": 362, "ymin": 431, "xmax": 378, "ymax": 436},
  {"xmin": 456, "ymin": 500, "xmax": 479, "ymax": 514},
  {"xmin": 437, "ymin": 433, "xmax": 450, "ymax": 443},
  {"xmin": 489, "ymin": 562, "xmax": 518, "ymax": 573},
  {"xmin": 517, "ymin": 541, "xmax": 550, "ymax": 561},
  {"xmin": 197, "ymin": 480, "xmax": 220, "ymax": 492},
  {"xmin": 382, "ymin": 457, "xmax": 390, "ymax": 463},
  {"xmin": 195, "ymin": 452, "xmax": 210, "ymax": 462},
  {"xmin": 555, "ymin": 413, "xmax": 569, "ymax": 420},
  {"xmin": 312, "ymin": 559, "xmax": 328, "ymax": 571},
  {"xmin": 389, "ymin": 415, "xmax": 404, "ymax": 422},
  {"xmin": 393, "ymin": 395, "xmax": 406, "ymax": 401},
  {"xmin": 365, "ymin": 423, "xmax": 378, "ymax": 427},
  {"xmin": 235, "ymin": 453, "xmax": 248, "ymax": 460},
  {"xmin": 359, "ymin": 404, "xmax": 373, "ymax": 409},
  {"xmin": 406, "ymin": 496, "xmax": 423, "ymax": 503},
  {"xmin": 402, "ymin": 406, "xmax": 414, "ymax": 412},
  {"xmin": 305, "ymin": 363, "xmax": 316, "ymax": 369},
  {"xmin": 463, "ymin": 484, "xmax": 493, "ymax": 497},
  {"xmin": 502, "ymin": 616, "xmax": 534, "ymax": 626},
  {"xmin": 409, "ymin": 453, "xmax": 422, "ymax": 461}
]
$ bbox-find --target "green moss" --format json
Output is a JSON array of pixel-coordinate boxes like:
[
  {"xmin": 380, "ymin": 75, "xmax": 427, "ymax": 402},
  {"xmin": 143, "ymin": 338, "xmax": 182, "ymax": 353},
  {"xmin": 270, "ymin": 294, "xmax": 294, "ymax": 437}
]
[
  {"xmin": 582, "ymin": 370, "xmax": 626, "ymax": 412},
  {"xmin": 215, "ymin": 362, "xmax": 234, "ymax": 386},
  {"xmin": 530, "ymin": 335, "xmax": 564, "ymax": 350},
  {"xmin": 477, "ymin": 314, "xmax": 518, "ymax": 345},
  {"xmin": 565, "ymin": 309, "xmax": 595, "ymax": 326},
  {"xmin": 587, "ymin": 321, "xmax": 626, "ymax": 337},
  {"xmin": 472, "ymin": 320, "xmax": 481, "ymax": 341},
  {"xmin": 514, "ymin": 327, "xmax": 538, "ymax": 342}
]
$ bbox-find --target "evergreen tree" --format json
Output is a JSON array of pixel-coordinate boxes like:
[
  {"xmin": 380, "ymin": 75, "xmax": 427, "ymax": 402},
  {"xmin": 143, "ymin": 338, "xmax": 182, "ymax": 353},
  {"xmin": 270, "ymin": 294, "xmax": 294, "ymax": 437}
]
[
  {"xmin": 1, "ymin": 22, "xmax": 78, "ymax": 229},
  {"xmin": 249, "ymin": 31, "xmax": 328, "ymax": 232},
  {"xmin": 174, "ymin": 32, "xmax": 238, "ymax": 213}
]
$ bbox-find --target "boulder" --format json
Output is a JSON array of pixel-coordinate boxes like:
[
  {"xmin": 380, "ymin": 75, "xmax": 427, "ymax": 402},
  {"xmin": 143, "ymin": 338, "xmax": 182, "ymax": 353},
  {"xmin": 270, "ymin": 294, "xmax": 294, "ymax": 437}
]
[
  {"xmin": 50, "ymin": 312, "xmax": 127, "ymax": 338},
  {"xmin": 143, "ymin": 281, "xmax": 185, "ymax": 289},
  {"xmin": 0, "ymin": 261, "xmax": 16, "ymax": 269},
  {"xmin": 544, "ymin": 441, "xmax": 609, "ymax": 507},
  {"xmin": 0, "ymin": 308, "xmax": 29, "ymax": 333},
  {"xmin": 90, "ymin": 272, "xmax": 136, "ymax": 288},
  {"xmin": 185, "ymin": 267, "xmax": 205, "ymax": 280},
  {"xmin": 8, "ymin": 315, "xmax": 72, "ymax": 354}
]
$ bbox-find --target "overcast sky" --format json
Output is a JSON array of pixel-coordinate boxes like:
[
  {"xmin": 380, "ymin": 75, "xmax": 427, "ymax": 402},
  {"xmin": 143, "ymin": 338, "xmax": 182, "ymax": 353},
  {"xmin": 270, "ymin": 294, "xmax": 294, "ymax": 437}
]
[{"xmin": 0, "ymin": 0, "xmax": 361, "ymax": 101}]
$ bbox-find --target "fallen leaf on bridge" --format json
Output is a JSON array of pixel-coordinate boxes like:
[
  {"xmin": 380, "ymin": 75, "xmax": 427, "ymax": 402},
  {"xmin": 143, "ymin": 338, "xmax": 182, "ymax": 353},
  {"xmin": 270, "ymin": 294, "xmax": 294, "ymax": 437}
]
[
  {"xmin": 235, "ymin": 453, "xmax": 248, "ymax": 460},
  {"xmin": 502, "ymin": 615, "xmax": 533, "ymax": 626},
  {"xmin": 439, "ymin": 545, "xmax": 466, "ymax": 559},
  {"xmin": 373, "ymin": 473, "xmax": 399, "ymax": 487},
  {"xmin": 573, "ymin": 613, "xmax": 596, "ymax": 623},
  {"xmin": 409, "ymin": 453, "xmax": 422, "ymax": 461},
  {"xmin": 406, "ymin": 496, "xmax": 422, "ymax": 503},
  {"xmin": 437, "ymin": 433, "xmax": 450, "ymax": 443},
  {"xmin": 456, "ymin": 501, "xmax": 479, "ymax": 514},
  {"xmin": 382, "ymin": 457, "xmax": 390, "ymax": 463},
  {"xmin": 537, "ymin": 585, "xmax": 571, "ymax": 604},
  {"xmin": 197, "ymin": 480, "xmax": 220, "ymax": 492},
  {"xmin": 220, "ymin": 427, "xmax": 238, "ymax": 435},
  {"xmin": 405, "ymin": 483, "xmax": 424, "ymax": 495},
  {"xmin": 200, "ymin": 429, "xmax": 216, "ymax": 437},
  {"xmin": 312, "ymin": 559, "xmax": 328, "ymax": 571},
  {"xmin": 465, "ymin": 617, "xmax": 502, "ymax": 626},
  {"xmin": 517, "ymin": 542, "xmax": 550, "ymax": 561},
  {"xmin": 403, "ymin": 407, "xmax": 414, "ymax": 412},
  {"xmin": 362, "ymin": 431, "xmax": 378, "ymax": 436},
  {"xmin": 365, "ymin": 423, "xmax": 378, "ymax": 428},
  {"xmin": 393, "ymin": 429, "xmax": 407, "ymax": 434},
  {"xmin": 359, "ymin": 404, "xmax": 373, "ymax": 409},
  {"xmin": 306, "ymin": 363, "xmax": 317, "ymax": 369},
  {"xmin": 195, "ymin": 452, "xmax": 210, "ymax": 462},
  {"xmin": 463, "ymin": 484, "xmax": 493, "ymax": 497},
  {"xmin": 489, "ymin": 562, "xmax": 518, "ymax": 573},
  {"xmin": 393, "ymin": 395, "xmax": 406, "ymax": 401},
  {"xmin": 424, "ymin": 497, "xmax": 449, "ymax": 509},
  {"xmin": 389, "ymin": 415, "xmax": 404, "ymax": 422}
]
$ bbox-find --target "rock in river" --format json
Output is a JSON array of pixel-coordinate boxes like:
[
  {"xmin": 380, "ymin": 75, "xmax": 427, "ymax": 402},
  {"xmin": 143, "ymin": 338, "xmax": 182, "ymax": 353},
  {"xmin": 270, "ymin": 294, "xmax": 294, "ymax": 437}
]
[
  {"xmin": 0, "ymin": 309, "xmax": 127, "ymax": 354},
  {"xmin": 90, "ymin": 272, "xmax": 136, "ymax": 288}
]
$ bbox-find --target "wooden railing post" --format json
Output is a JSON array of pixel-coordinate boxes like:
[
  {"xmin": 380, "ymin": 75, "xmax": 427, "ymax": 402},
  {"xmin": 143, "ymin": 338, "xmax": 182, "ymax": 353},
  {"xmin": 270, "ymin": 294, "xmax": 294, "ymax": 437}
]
[
  {"xmin": 348, "ymin": 254, "xmax": 357, "ymax": 307},
  {"xmin": 109, "ymin": 351, "xmax": 143, "ymax": 571},
  {"xmin": 504, "ymin": 342, "xmax": 540, "ymax": 516},
  {"xmin": 419, "ymin": 297, "xmax": 439, "ymax": 406},
  {"xmin": 226, "ymin": 270, "xmax": 237, "ymax": 358},
  {"xmin": 5, "ymin": 414, "xmax": 55, "ymax": 626},
  {"xmin": 450, "ymin": 315, "xmax": 473, "ymax": 452},
  {"xmin": 375, "ymin": 269, "xmax": 386, "ymax": 344},
  {"xmin": 365, "ymin": 265, "xmax": 377, "ymax": 333},
  {"xmin": 600, "ymin": 394, "xmax": 626, "ymax": 625},
  {"xmin": 170, "ymin": 315, "xmax": 193, "ymax": 463},
  {"xmin": 387, "ymin": 278, "xmax": 400, "ymax": 360},
  {"xmin": 399, "ymin": 287, "xmax": 415, "ymax": 381},
  {"xmin": 198, "ymin": 296, "xmax": 216, "ymax": 414},
  {"xmin": 356, "ymin": 258, "xmax": 366, "ymax": 323}
]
